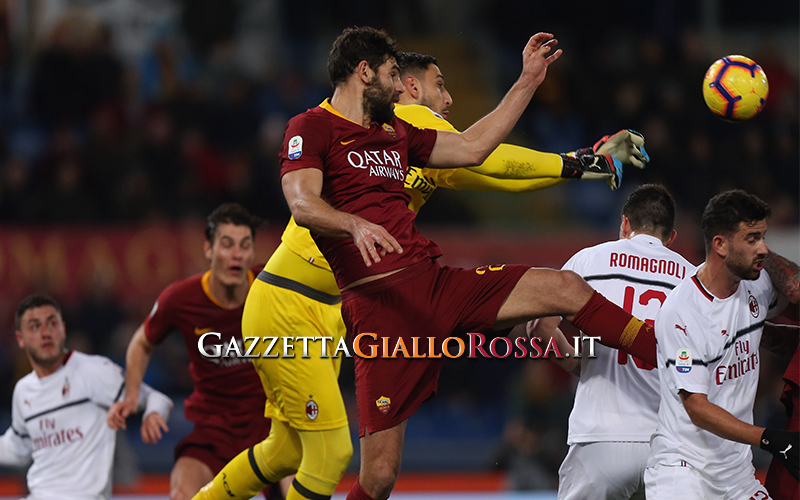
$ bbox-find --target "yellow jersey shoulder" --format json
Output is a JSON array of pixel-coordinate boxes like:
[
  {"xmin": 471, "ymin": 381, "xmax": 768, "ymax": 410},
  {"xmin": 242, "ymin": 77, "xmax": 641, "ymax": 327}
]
[{"xmin": 395, "ymin": 104, "xmax": 459, "ymax": 133}]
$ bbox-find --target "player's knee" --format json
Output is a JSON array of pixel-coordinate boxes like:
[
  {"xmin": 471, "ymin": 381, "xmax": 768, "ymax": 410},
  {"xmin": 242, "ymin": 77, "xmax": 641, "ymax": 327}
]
[
  {"xmin": 256, "ymin": 440, "xmax": 301, "ymax": 479},
  {"xmin": 331, "ymin": 436, "xmax": 353, "ymax": 475},
  {"xmin": 363, "ymin": 458, "xmax": 401, "ymax": 500},
  {"xmin": 558, "ymin": 270, "xmax": 593, "ymax": 302}
]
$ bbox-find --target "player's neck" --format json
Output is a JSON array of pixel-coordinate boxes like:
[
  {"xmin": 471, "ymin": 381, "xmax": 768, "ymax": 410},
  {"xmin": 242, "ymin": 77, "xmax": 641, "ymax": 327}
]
[
  {"xmin": 697, "ymin": 259, "xmax": 740, "ymax": 299},
  {"xmin": 331, "ymin": 85, "xmax": 371, "ymax": 128},
  {"xmin": 31, "ymin": 350, "xmax": 68, "ymax": 378},
  {"xmin": 207, "ymin": 273, "xmax": 249, "ymax": 309}
]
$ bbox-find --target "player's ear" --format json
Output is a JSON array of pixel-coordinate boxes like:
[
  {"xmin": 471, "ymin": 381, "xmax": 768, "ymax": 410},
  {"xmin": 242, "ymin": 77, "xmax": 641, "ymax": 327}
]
[
  {"xmin": 665, "ymin": 229, "xmax": 677, "ymax": 248},
  {"xmin": 15, "ymin": 330, "xmax": 24, "ymax": 349},
  {"xmin": 203, "ymin": 240, "xmax": 213, "ymax": 262},
  {"xmin": 403, "ymin": 75, "xmax": 419, "ymax": 98},
  {"xmin": 712, "ymin": 234, "xmax": 728, "ymax": 258},
  {"xmin": 619, "ymin": 215, "xmax": 631, "ymax": 239},
  {"xmin": 356, "ymin": 60, "xmax": 373, "ymax": 85}
]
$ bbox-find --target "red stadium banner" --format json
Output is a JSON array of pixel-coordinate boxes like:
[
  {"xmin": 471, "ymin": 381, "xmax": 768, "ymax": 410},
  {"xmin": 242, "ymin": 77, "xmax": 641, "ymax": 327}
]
[
  {"xmin": 0, "ymin": 225, "xmax": 703, "ymax": 308},
  {"xmin": 0, "ymin": 224, "xmax": 282, "ymax": 307}
]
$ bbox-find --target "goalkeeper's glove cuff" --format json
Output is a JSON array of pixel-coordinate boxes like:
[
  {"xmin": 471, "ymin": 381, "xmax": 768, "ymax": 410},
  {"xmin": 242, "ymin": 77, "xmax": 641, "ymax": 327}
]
[
  {"xmin": 761, "ymin": 428, "xmax": 800, "ymax": 481},
  {"xmin": 560, "ymin": 153, "xmax": 623, "ymax": 191}
]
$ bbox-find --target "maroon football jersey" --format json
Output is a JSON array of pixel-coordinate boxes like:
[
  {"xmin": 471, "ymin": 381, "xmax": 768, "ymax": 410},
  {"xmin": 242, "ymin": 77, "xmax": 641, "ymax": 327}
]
[
  {"xmin": 144, "ymin": 268, "xmax": 265, "ymax": 427},
  {"xmin": 279, "ymin": 100, "xmax": 441, "ymax": 288}
]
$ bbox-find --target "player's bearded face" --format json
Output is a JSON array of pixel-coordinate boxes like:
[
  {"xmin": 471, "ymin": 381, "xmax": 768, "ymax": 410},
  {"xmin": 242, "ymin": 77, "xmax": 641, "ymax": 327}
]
[
  {"xmin": 363, "ymin": 74, "xmax": 397, "ymax": 125},
  {"xmin": 725, "ymin": 221, "xmax": 768, "ymax": 281}
]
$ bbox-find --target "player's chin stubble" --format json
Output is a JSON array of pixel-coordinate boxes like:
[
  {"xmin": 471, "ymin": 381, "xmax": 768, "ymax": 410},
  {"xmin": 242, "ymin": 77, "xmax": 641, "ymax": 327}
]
[{"xmin": 363, "ymin": 77, "xmax": 396, "ymax": 125}]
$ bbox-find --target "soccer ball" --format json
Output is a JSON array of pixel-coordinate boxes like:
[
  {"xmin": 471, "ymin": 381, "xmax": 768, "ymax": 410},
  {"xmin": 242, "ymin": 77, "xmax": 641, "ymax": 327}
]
[{"xmin": 702, "ymin": 55, "xmax": 769, "ymax": 121}]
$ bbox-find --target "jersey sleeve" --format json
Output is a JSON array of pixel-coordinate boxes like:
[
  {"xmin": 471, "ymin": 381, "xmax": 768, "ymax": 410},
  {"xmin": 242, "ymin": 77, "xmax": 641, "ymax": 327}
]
[
  {"xmin": 143, "ymin": 284, "xmax": 178, "ymax": 345},
  {"xmin": 136, "ymin": 382, "xmax": 174, "ymax": 421},
  {"xmin": 279, "ymin": 114, "xmax": 330, "ymax": 177},
  {"xmin": 656, "ymin": 307, "xmax": 711, "ymax": 396},
  {"xmin": 399, "ymin": 118, "xmax": 437, "ymax": 168},
  {"xmin": 427, "ymin": 167, "xmax": 566, "ymax": 193},
  {"xmin": 468, "ymin": 143, "xmax": 563, "ymax": 179},
  {"xmin": 560, "ymin": 248, "xmax": 588, "ymax": 275},
  {"xmin": 0, "ymin": 387, "xmax": 33, "ymax": 466},
  {"xmin": 86, "ymin": 356, "xmax": 126, "ymax": 408}
]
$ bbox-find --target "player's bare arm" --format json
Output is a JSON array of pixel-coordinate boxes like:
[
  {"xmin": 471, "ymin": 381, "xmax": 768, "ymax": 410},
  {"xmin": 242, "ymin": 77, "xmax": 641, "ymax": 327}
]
[
  {"xmin": 527, "ymin": 316, "xmax": 580, "ymax": 376},
  {"xmin": 679, "ymin": 390, "xmax": 764, "ymax": 447},
  {"xmin": 107, "ymin": 323, "xmax": 153, "ymax": 431},
  {"xmin": 282, "ymin": 168, "xmax": 403, "ymax": 267},
  {"xmin": 764, "ymin": 251, "xmax": 800, "ymax": 314},
  {"xmin": 426, "ymin": 33, "xmax": 562, "ymax": 169}
]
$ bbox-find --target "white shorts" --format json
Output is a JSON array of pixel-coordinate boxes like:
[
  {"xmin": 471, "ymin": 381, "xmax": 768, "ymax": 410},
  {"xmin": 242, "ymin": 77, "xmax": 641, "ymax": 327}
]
[
  {"xmin": 644, "ymin": 463, "xmax": 771, "ymax": 500},
  {"xmin": 558, "ymin": 442, "xmax": 650, "ymax": 500}
]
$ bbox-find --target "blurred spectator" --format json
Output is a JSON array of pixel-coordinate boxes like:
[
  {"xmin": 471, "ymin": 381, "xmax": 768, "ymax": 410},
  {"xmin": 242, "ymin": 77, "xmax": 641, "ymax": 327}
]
[{"xmin": 496, "ymin": 361, "xmax": 574, "ymax": 490}]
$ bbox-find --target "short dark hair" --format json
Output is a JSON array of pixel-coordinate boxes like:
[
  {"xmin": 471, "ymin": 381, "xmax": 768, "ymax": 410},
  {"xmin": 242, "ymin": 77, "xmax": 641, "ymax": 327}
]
[
  {"xmin": 205, "ymin": 203, "xmax": 262, "ymax": 243},
  {"xmin": 327, "ymin": 26, "xmax": 399, "ymax": 88},
  {"xmin": 701, "ymin": 190, "xmax": 771, "ymax": 251},
  {"xmin": 16, "ymin": 294, "xmax": 62, "ymax": 330},
  {"xmin": 621, "ymin": 184, "xmax": 676, "ymax": 241},
  {"xmin": 397, "ymin": 52, "xmax": 438, "ymax": 79}
]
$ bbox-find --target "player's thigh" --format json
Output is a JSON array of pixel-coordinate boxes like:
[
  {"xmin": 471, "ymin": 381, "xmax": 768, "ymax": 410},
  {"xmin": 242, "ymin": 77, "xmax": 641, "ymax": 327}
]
[
  {"xmin": 725, "ymin": 475, "xmax": 771, "ymax": 500},
  {"xmin": 644, "ymin": 464, "xmax": 706, "ymax": 500},
  {"xmin": 245, "ymin": 282, "xmax": 347, "ymax": 430},
  {"xmin": 558, "ymin": 442, "xmax": 648, "ymax": 500},
  {"xmin": 170, "ymin": 456, "xmax": 214, "ymax": 500},
  {"xmin": 496, "ymin": 268, "xmax": 595, "ymax": 329}
]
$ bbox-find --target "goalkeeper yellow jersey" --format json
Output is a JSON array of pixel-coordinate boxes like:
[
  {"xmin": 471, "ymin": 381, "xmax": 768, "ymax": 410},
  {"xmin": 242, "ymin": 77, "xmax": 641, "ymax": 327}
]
[{"xmin": 267, "ymin": 102, "xmax": 566, "ymax": 293}]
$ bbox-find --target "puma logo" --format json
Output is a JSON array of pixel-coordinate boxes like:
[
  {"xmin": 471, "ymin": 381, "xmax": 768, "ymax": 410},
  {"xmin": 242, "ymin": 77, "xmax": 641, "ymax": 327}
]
[
  {"xmin": 781, "ymin": 443, "xmax": 792, "ymax": 459},
  {"xmin": 674, "ymin": 324, "xmax": 687, "ymax": 336}
]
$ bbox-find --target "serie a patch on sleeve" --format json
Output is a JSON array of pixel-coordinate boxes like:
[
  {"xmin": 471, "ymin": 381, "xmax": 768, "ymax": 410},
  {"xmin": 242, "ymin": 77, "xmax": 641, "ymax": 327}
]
[
  {"xmin": 288, "ymin": 135, "xmax": 303, "ymax": 159},
  {"xmin": 676, "ymin": 348, "xmax": 692, "ymax": 373}
]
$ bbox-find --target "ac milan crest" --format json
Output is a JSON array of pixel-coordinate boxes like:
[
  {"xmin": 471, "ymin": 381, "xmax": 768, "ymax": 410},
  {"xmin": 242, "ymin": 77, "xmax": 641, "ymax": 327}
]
[
  {"xmin": 748, "ymin": 294, "xmax": 759, "ymax": 318},
  {"xmin": 62, "ymin": 377, "xmax": 70, "ymax": 399},
  {"xmin": 305, "ymin": 399, "xmax": 319, "ymax": 420}
]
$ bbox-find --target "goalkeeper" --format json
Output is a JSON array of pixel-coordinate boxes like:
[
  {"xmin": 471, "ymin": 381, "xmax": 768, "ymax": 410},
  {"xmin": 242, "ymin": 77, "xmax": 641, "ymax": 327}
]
[
  {"xmin": 396, "ymin": 51, "xmax": 649, "ymax": 209},
  {"xmin": 192, "ymin": 51, "xmax": 649, "ymax": 500}
]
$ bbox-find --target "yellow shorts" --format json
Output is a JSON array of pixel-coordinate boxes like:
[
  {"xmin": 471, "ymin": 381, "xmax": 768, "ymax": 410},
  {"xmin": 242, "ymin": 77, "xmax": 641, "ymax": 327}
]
[{"xmin": 242, "ymin": 278, "xmax": 348, "ymax": 431}]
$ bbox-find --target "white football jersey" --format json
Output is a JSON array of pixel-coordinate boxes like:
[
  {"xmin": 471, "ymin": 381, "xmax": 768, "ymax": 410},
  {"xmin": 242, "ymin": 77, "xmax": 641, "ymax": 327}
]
[
  {"xmin": 0, "ymin": 351, "xmax": 172, "ymax": 500},
  {"xmin": 565, "ymin": 234, "xmax": 696, "ymax": 444},
  {"xmin": 648, "ymin": 269, "xmax": 787, "ymax": 483}
]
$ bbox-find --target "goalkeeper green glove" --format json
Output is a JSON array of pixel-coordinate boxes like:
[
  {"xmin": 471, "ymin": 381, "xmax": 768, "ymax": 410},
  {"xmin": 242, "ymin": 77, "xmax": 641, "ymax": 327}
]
[{"xmin": 594, "ymin": 129, "xmax": 649, "ymax": 168}]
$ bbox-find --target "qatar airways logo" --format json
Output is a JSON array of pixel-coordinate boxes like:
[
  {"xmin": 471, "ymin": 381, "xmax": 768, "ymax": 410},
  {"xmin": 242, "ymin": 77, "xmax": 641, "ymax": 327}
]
[
  {"xmin": 33, "ymin": 418, "xmax": 84, "ymax": 451},
  {"xmin": 347, "ymin": 150, "xmax": 405, "ymax": 181}
]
